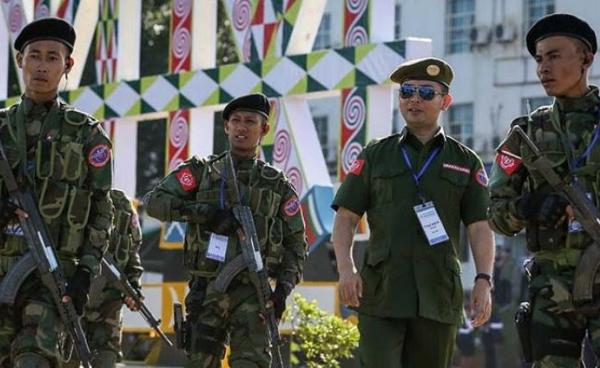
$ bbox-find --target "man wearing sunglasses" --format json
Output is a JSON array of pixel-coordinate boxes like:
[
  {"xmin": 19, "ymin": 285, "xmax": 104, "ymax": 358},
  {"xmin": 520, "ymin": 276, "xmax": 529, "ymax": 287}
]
[
  {"xmin": 488, "ymin": 13, "xmax": 600, "ymax": 367},
  {"xmin": 331, "ymin": 57, "xmax": 495, "ymax": 367}
]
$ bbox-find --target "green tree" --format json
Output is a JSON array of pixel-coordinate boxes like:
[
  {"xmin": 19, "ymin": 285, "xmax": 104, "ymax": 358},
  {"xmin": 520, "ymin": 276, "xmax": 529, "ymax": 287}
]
[{"xmin": 284, "ymin": 294, "xmax": 359, "ymax": 368}]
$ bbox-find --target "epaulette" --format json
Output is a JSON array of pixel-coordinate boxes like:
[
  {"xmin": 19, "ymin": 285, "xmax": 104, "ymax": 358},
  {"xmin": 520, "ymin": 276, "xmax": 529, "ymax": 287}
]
[
  {"xmin": 259, "ymin": 161, "xmax": 283, "ymax": 180},
  {"xmin": 530, "ymin": 104, "xmax": 552, "ymax": 118},
  {"xmin": 63, "ymin": 107, "xmax": 95, "ymax": 126},
  {"xmin": 207, "ymin": 151, "xmax": 228, "ymax": 164}
]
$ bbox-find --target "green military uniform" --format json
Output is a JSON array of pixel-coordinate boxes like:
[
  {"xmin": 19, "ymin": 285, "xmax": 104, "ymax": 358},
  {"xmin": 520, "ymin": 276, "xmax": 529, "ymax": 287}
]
[
  {"xmin": 145, "ymin": 151, "xmax": 306, "ymax": 368},
  {"xmin": 489, "ymin": 88, "xmax": 600, "ymax": 365},
  {"xmin": 488, "ymin": 13, "xmax": 600, "ymax": 367},
  {"xmin": 61, "ymin": 189, "xmax": 143, "ymax": 368},
  {"xmin": 332, "ymin": 126, "xmax": 489, "ymax": 367},
  {"xmin": 0, "ymin": 95, "xmax": 113, "ymax": 367}
]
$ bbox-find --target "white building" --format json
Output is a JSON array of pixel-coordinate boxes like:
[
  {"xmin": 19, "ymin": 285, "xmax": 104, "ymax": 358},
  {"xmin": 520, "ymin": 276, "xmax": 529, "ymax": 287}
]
[{"xmin": 310, "ymin": 0, "xmax": 600, "ymax": 175}]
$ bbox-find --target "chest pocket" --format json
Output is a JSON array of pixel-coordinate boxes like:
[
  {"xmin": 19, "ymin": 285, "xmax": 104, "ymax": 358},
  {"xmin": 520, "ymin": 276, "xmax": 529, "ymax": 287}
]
[
  {"xmin": 522, "ymin": 126, "xmax": 568, "ymax": 188},
  {"xmin": 249, "ymin": 186, "xmax": 282, "ymax": 251},
  {"xmin": 370, "ymin": 165, "xmax": 405, "ymax": 207},
  {"xmin": 438, "ymin": 167, "xmax": 470, "ymax": 202}
]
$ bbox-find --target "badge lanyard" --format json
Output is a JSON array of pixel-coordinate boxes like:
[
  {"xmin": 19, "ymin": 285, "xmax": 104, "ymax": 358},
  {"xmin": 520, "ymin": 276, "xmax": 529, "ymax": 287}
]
[
  {"xmin": 560, "ymin": 111, "xmax": 600, "ymax": 170},
  {"xmin": 400, "ymin": 145, "xmax": 441, "ymax": 203}
]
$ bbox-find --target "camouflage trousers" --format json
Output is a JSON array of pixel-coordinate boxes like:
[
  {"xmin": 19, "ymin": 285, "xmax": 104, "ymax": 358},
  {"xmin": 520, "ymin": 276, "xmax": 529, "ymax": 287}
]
[
  {"xmin": 60, "ymin": 276, "xmax": 124, "ymax": 368},
  {"xmin": 0, "ymin": 275, "xmax": 66, "ymax": 368},
  {"xmin": 185, "ymin": 278, "xmax": 270, "ymax": 368},
  {"xmin": 527, "ymin": 265, "xmax": 600, "ymax": 367}
]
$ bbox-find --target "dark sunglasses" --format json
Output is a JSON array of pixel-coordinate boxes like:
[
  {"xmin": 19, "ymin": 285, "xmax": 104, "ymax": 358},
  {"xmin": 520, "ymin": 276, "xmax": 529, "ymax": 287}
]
[{"xmin": 399, "ymin": 84, "xmax": 444, "ymax": 101}]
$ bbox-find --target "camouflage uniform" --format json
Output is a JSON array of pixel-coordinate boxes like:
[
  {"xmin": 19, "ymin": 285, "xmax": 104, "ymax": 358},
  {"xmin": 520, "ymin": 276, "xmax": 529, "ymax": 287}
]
[
  {"xmin": 488, "ymin": 87, "xmax": 600, "ymax": 366},
  {"xmin": 0, "ymin": 96, "xmax": 113, "ymax": 368},
  {"xmin": 145, "ymin": 151, "xmax": 306, "ymax": 368},
  {"xmin": 61, "ymin": 189, "xmax": 143, "ymax": 368}
]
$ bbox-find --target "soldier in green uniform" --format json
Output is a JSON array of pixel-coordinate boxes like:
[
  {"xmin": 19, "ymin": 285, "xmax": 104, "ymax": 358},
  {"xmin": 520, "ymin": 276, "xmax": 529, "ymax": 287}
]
[
  {"xmin": 61, "ymin": 189, "xmax": 143, "ymax": 368},
  {"xmin": 488, "ymin": 13, "xmax": 600, "ymax": 367},
  {"xmin": 332, "ymin": 57, "xmax": 495, "ymax": 368},
  {"xmin": 145, "ymin": 93, "xmax": 307, "ymax": 368},
  {"xmin": 0, "ymin": 18, "xmax": 113, "ymax": 368}
]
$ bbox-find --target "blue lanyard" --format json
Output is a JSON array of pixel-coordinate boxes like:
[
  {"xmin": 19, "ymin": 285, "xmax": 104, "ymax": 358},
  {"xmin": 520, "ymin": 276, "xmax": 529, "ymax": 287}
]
[
  {"xmin": 400, "ymin": 145, "xmax": 441, "ymax": 202},
  {"xmin": 571, "ymin": 123, "xmax": 600, "ymax": 169}
]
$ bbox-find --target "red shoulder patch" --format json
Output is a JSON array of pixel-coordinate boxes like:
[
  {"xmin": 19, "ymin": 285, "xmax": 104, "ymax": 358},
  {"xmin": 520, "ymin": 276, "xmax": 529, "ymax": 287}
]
[
  {"xmin": 176, "ymin": 167, "xmax": 197, "ymax": 192},
  {"xmin": 282, "ymin": 197, "xmax": 300, "ymax": 216},
  {"xmin": 474, "ymin": 168, "xmax": 488, "ymax": 187},
  {"xmin": 349, "ymin": 159, "xmax": 365, "ymax": 176},
  {"xmin": 88, "ymin": 144, "xmax": 111, "ymax": 168},
  {"xmin": 495, "ymin": 146, "xmax": 522, "ymax": 175}
]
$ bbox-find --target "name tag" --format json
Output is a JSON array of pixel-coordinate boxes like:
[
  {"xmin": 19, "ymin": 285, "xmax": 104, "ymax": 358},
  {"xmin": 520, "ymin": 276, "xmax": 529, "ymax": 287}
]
[
  {"xmin": 569, "ymin": 192, "xmax": 593, "ymax": 233},
  {"xmin": 4, "ymin": 222, "xmax": 24, "ymax": 237},
  {"xmin": 206, "ymin": 233, "xmax": 228, "ymax": 262},
  {"xmin": 413, "ymin": 202, "xmax": 449, "ymax": 246}
]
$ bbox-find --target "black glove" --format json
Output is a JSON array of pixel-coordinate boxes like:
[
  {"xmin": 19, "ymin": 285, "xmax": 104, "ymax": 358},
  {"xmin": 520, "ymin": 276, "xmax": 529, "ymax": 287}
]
[
  {"xmin": 0, "ymin": 199, "xmax": 18, "ymax": 228},
  {"xmin": 180, "ymin": 204, "xmax": 240, "ymax": 236},
  {"xmin": 515, "ymin": 192, "xmax": 569, "ymax": 227},
  {"xmin": 270, "ymin": 285, "xmax": 289, "ymax": 320},
  {"xmin": 208, "ymin": 208, "xmax": 240, "ymax": 236},
  {"xmin": 66, "ymin": 267, "xmax": 91, "ymax": 315}
]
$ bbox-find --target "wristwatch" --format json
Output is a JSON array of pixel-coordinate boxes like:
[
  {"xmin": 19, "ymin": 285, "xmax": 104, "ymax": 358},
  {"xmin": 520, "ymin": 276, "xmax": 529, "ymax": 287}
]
[{"xmin": 474, "ymin": 273, "xmax": 494, "ymax": 290}]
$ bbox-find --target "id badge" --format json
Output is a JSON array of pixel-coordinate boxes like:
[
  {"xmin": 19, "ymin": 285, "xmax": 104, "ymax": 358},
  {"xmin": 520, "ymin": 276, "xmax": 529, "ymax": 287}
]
[
  {"xmin": 206, "ymin": 233, "xmax": 228, "ymax": 262},
  {"xmin": 413, "ymin": 201, "xmax": 449, "ymax": 246},
  {"xmin": 569, "ymin": 192, "xmax": 593, "ymax": 233}
]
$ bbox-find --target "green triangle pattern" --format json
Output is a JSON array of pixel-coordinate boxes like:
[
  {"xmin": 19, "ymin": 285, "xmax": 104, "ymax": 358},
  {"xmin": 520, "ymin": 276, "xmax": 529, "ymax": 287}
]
[
  {"xmin": 307, "ymin": 50, "xmax": 328, "ymax": 70},
  {"xmin": 179, "ymin": 71, "xmax": 195, "ymax": 87},
  {"xmin": 205, "ymin": 89, "xmax": 220, "ymax": 106},
  {"xmin": 126, "ymin": 100, "xmax": 141, "ymax": 116},
  {"xmin": 289, "ymin": 76, "xmax": 307, "ymax": 95},
  {"xmin": 334, "ymin": 71, "xmax": 356, "ymax": 90},
  {"xmin": 165, "ymin": 95, "xmax": 180, "ymax": 112},
  {"xmin": 104, "ymin": 82, "xmax": 119, "ymax": 99},
  {"xmin": 355, "ymin": 69, "xmax": 376, "ymax": 86},
  {"xmin": 141, "ymin": 99, "xmax": 155, "ymax": 113},
  {"xmin": 355, "ymin": 43, "xmax": 377, "ymax": 64},
  {"xmin": 288, "ymin": 54, "xmax": 306, "ymax": 70},
  {"xmin": 205, "ymin": 68, "xmax": 220, "ymax": 83},
  {"xmin": 219, "ymin": 64, "xmax": 237, "ymax": 82},
  {"xmin": 179, "ymin": 94, "xmax": 195, "ymax": 109},
  {"xmin": 307, "ymin": 75, "xmax": 327, "ymax": 92},
  {"xmin": 219, "ymin": 88, "xmax": 233, "ymax": 103},
  {"xmin": 141, "ymin": 76, "xmax": 157, "ymax": 94},
  {"xmin": 335, "ymin": 47, "xmax": 355, "ymax": 64},
  {"xmin": 385, "ymin": 41, "xmax": 405, "ymax": 56},
  {"xmin": 165, "ymin": 74, "xmax": 180, "ymax": 89},
  {"xmin": 126, "ymin": 80, "xmax": 141, "ymax": 93},
  {"xmin": 262, "ymin": 82, "xmax": 279, "ymax": 97},
  {"xmin": 246, "ymin": 61, "xmax": 262, "ymax": 77}
]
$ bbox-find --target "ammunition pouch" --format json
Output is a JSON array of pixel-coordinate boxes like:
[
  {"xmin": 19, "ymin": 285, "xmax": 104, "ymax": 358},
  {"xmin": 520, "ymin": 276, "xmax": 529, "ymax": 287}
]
[{"xmin": 514, "ymin": 302, "xmax": 533, "ymax": 363}]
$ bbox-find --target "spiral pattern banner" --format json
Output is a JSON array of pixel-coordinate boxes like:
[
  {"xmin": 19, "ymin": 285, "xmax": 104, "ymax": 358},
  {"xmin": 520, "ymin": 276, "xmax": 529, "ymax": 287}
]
[
  {"xmin": 343, "ymin": 93, "xmax": 366, "ymax": 131},
  {"xmin": 170, "ymin": 0, "xmax": 192, "ymax": 73},
  {"xmin": 173, "ymin": 0, "xmax": 191, "ymax": 18},
  {"xmin": 339, "ymin": 87, "xmax": 367, "ymax": 181},
  {"xmin": 9, "ymin": 3, "xmax": 23, "ymax": 33},
  {"xmin": 345, "ymin": 26, "xmax": 368, "ymax": 47},
  {"xmin": 168, "ymin": 110, "xmax": 190, "ymax": 172},
  {"xmin": 343, "ymin": 0, "xmax": 369, "ymax": 47},
  {"xmin": 232, "ymin": 0, "xmax": 251, "ymax": 31},
  {"xmin": 286, "ymin": 167, "xmax": 303, "ymax": 195},
  {"xmin": 272, "ymin": 130, "xmax": 291, "ymax": 168}
]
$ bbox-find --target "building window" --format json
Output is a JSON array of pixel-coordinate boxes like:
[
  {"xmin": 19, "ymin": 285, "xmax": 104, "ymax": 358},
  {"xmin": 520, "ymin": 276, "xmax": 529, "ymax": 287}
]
[
  {"xmin": 524, "ymin": 0, "xmax": 554, "ymax": 30},
  {"xmin": 314, "ymin": 13, "xmax": 331, "ymax": 50},
  {"xmin": 394, "ymin": 4, "xmax": 401, "ymax": 40},
  {"xmin": 445, "ymin": 0, "xmax": 475, "ymax": 54},
  {"xmin": 521, "ymin": 96, "xmax": 553, "ymax": 115},
  {"xmin": 447, "ymin": 103, "xmax": 474, "ymax": 147}
]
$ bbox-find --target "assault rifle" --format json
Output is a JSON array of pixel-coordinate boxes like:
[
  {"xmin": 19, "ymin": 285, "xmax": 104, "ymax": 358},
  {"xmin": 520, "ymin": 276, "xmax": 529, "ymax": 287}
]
[
  {"xmin": 101, "ymin": 256, "xmax": 173, "ymax": 346},
  {"xmin": 507, "ymin": 126, "xmax": 600, "ymax": 308},
  {"xmin": 0, "ymin": 141, "xmax": 93, "ymax": 368},
  {"xmin": 226, "ymin": 152, "xmax": 285, "ymax": 368}
]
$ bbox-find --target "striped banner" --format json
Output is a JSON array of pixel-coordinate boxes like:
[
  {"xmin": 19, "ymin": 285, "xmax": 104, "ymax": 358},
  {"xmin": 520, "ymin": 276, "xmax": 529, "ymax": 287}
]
[
  {"xmin": 56, "ymin": 0, "xmax": 81, "ymax": 24},
  {"xmin": 95, "ymin": 0, "xmax": 119, "ymax": 84},
  {"xmin": 33, "ymin": 0, "xmax": 51, "ymax": 19}
]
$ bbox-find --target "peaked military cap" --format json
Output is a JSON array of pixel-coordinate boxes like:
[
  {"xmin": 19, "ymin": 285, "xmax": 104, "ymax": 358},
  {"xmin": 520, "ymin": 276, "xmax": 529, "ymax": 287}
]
[
  {"xmin": 526, "ymin": 13, "xmax": 597, "ymax": 56},
  {"xmin": 223, "ymin": 93, "xmax": 271, "ymax": 121},
  {"xmin": 14, "ymin": 17, "xmax": 76, "ymax": 53},
  {"xmin": 390, "ymin": 57, "xmax": 454, "ymax": 88}
]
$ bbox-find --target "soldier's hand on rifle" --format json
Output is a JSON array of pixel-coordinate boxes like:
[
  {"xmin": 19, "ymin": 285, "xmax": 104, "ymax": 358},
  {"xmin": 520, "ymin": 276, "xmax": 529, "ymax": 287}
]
[
  {"xmin": 0, "ymin": 199, "xmax": 27, "ymax": 227},
  {"xmin": 208, "ymin": 208, "xmax": 241, "ymax": 236},
  {"xmin": 515, "ymin": 192, "xmax": 569, "ymax": 227},
  {"xmin": 125, "ymin": 280, "xmax": 142, "ymax": 311},
  {"xmin": 63, "ymin": 267, "xmax": 91, "ymax": 315},
  {"xmin": 267, "ymin": 284, "xmax": 289, "ymax": 321}
]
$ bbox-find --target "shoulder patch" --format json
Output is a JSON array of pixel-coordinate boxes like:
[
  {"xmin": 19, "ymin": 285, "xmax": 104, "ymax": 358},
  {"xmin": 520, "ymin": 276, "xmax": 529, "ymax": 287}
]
[
  {"xmin": 176, "ymin": 167, "xmax": 198, "ymax": 192},
  {"xmin": 474, "ymin": 168, "xmax": 489, "ymax": 187},
  {"xmin": 282, "ymin": 196, "xmax": 301, "ymax": 216},
  {"xmin": 495, "ymin": 145, "xmax": 522, "ymax": 175},
  {"xmin": 88, "ymin": 144, "xmax": 111, "ymax": 168},
  {"xmin": 349, "ymin": 159, "xmax": 365, "ymax": 175}
]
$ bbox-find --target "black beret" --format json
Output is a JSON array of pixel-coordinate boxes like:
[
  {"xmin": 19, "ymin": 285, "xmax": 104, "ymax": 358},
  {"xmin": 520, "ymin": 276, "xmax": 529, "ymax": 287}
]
[
  {"xmin": 15, "ymin": 17, "xmax": 76, "ymax": 53},
  {"xmin": 223, "ymin": 93, "xmax": 271, "ymax": 121},
  {"xmin": 390, "ymin": 57, "xmax": 454, "ymax": 88},
  {"xmin": 526, "ymin": 13, "xmax": 597, "ymax": 57}
]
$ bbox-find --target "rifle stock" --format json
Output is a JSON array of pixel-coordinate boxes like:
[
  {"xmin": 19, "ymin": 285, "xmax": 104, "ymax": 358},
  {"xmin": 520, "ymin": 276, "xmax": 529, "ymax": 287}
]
[
  {"xmin": 0, "ymin": 142, "xmax": 93, "ymax": 368},
  {"xmin": 509, "ymin": 126, "xmax": 600, "ymax": 304}
]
